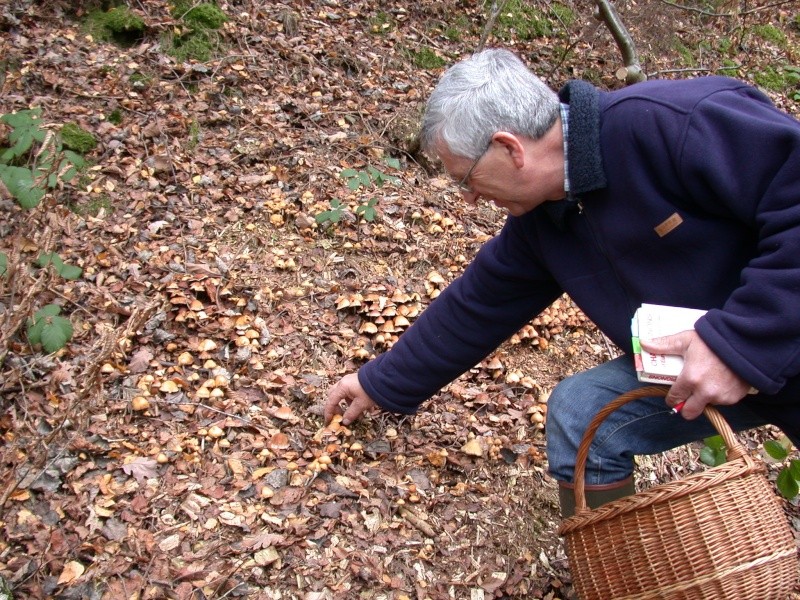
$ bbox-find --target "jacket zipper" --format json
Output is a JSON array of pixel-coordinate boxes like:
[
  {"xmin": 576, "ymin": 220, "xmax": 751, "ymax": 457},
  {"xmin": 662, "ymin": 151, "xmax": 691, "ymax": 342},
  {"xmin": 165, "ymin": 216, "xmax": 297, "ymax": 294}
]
[{"xmin": 576, "ymin": 199, "xmax": 637, "ymax": 315}]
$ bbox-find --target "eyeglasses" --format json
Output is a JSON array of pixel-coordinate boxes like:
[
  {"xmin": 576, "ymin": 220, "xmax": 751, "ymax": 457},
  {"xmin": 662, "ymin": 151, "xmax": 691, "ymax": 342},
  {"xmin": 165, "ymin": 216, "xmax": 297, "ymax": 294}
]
[{"xmin": 455, "ymin": 146, "xmax": 489, "ymax": 193}]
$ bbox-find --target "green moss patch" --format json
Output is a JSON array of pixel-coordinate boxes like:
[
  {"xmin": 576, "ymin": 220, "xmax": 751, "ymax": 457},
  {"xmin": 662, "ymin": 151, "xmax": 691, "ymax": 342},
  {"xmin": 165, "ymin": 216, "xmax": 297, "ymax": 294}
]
[
  {"xmin": 86, "ymin": 6, "xmax": 146, "ymax": 46},
  {"xmin": 164, "ymin": 2, "xmax": 229, "ymax": 62},
  {"xmin": 60, "ymin": 123, "xmax": 97, "ymax": 154}
]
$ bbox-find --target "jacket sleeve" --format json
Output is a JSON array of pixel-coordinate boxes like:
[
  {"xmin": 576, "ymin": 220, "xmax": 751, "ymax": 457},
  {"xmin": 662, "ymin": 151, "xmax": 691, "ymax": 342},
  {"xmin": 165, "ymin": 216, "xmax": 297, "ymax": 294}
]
[
  {"xmin": 681, "ymin": 85, "xmax": 800, "ymax": 394},
  {"xmin": 358, "ymin": 218, "xmax": 562, "ymax": 414}
]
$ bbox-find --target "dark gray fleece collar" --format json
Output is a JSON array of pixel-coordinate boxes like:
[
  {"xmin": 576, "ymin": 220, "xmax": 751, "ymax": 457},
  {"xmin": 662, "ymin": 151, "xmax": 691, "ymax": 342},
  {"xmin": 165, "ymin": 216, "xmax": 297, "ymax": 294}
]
[{"xmin": 558, "ymin": 80, "xmax": 607, "ymax": 195}]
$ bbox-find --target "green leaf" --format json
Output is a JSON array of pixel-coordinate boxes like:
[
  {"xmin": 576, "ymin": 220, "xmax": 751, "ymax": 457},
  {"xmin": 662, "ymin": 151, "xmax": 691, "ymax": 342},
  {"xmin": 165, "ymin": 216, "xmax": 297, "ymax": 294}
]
[
  {"xmin": 35, "ymin": 304, "xmax": 62, "ymax": 319},
  {"xmin": 356, "ymin": 200, "xmax": 377, "ymax": 222},
  {"xmin": 60, "ymin": 151, "xmax": 85, "ymax": 181},
  {"xmin": 35, "ymin": 253, "xmax": 80, "ymax": 279},
  {"xmin": 1, "ymin": 108, "xmax": 41, "ymax": 128},
  {"xmin": 700, "ymin": 444, "xmax": 727, "ymax": 466},
  {"xmin": 764, "ymin": 439, "xmax": 789, "ymax": 461},
  {"xmin": 0, "ymin": 164, "xmax": 45, "ymax": 208},
  {"xmin": 315, "ymin": 211, "xmax": 334, "ymax": 224},
  {"xmin": 358, "ymin": 170, "xmax": 371, "ymax": 187},
  {"xmin": 37, "ymin": 252, "xmax": 64, "ymax": 270},
  {"xmin": 789, "ymin": 459, "xmax": 800, "ymax": 481},
  {"xmin": 699, "ymin": 446, "xmax": 718, "ymax": 467},
  {"xmin": 339, "ymin": 168, "xmax": 358, "ymax": 179},
  {"xmin": 703, "ymin": 435, "xmax": 726, "ymax": 451},
  {"xmin": 385, "ymin": 157, "xmax": 401, "ymax": 169},
  {"xmin": 4, "ymin": 130, "xmax": 35, "ymax": 160},
  {"xmin": 26, "ymin": 305, "xmax": 72, "ymax": 352},
  {"xmin": 27, "ymin": 317, "xmax": 45, "ymax": 345},
  {"xmin": 0, "ymin": 252, "xmax": 7, "ymax": 277},
  {"xmin": 40, "ymin": 315, "xmax": 73, "ymax": 353},
  {"xmin": 347, "ymin": 177, "xmax": 361, "ymax": 191},
  {"xmin": 58, "ymin": 263, "xmax": 82, "ymax": 280},
  {"xmin": 776, "ymin": 467, "xmax": 800, "ymax": 499}
]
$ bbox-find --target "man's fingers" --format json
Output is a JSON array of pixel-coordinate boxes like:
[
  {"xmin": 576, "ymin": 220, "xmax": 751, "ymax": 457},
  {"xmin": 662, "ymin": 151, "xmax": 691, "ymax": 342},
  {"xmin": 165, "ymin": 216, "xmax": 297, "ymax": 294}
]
[
  {"xmin": 323, "ymin": 382, "xmax": 347, "ymax": 424},
  {"xmin": 341, "ymin": 397, "xmax": 374, "ymax": 426},
  {"xmin": 640, "ymin": 329, "xmax": 694, "ymax": 355},
  {"xmin": 322, "ymin": 374, "xmax": 375, "ymax": 426}
]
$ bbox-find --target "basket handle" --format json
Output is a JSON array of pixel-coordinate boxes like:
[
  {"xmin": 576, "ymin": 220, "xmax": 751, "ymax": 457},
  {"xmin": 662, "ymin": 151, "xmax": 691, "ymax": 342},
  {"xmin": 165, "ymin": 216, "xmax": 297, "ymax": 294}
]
[{"xmin": 573, "ymin": 385, "xmax": 748, "ymax": 512}]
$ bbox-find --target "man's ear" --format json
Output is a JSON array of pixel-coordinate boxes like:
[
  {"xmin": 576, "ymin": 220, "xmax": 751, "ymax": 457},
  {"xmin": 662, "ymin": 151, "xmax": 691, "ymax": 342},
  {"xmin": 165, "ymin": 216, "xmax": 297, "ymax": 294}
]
[{"xmin": 491, "ymin": 131, "xmax": 526, "ymax": 168}]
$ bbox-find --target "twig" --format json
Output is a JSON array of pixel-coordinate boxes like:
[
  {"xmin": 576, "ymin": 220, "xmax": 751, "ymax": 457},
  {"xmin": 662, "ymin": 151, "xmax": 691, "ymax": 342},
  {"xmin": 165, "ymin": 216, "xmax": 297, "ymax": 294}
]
[
  {"xmin": 398, "ymin": 505, "xmax": 436, "ymax": 538},
  {"xmin": 477, "ymin": 0, "xmax": 508, "ymax": 53},
  {"xmin": 658, "ymin": 0, "xmax": 796, "ymax": 17}
]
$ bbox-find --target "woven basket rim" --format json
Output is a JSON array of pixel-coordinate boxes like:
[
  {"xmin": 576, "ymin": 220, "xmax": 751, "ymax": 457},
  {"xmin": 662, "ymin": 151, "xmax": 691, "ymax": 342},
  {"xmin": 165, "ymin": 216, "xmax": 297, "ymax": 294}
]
[{"xmin": 558, "ymin": 452, "xmax": 764, "ymax": 535}]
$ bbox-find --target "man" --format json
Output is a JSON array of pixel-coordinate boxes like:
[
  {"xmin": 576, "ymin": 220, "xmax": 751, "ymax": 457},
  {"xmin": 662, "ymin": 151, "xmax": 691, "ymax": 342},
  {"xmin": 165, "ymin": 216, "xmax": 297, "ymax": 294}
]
[{"xmin": 324, "ymin": 48, "xmax": 800, "ymax": 516}]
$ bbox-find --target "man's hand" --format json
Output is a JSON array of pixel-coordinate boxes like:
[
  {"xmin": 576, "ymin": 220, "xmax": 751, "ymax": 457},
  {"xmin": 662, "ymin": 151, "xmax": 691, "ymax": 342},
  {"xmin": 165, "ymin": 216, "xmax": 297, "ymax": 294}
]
[
  {"xmin": 324, "ymin": 373, "xmax": 379, "ymax": 425},
  {"xmin": 640, "ymin": 331, "xmax": 751, "ymax": 420}
]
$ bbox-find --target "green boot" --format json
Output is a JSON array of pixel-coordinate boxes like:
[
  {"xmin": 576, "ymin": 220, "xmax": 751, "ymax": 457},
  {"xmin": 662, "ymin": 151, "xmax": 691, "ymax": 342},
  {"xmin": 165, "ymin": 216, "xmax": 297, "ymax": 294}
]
[{"xmin": 558, "ymin": 477, "xmax": 635, "ymax": 519}]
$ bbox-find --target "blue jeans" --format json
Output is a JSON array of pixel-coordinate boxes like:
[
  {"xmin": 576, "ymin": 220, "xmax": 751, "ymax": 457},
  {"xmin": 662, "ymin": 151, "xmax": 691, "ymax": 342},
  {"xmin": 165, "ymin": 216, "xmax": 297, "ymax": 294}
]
[{"xmin": 546, "ymin": 355, "xmax": 771, "ymax": 485}]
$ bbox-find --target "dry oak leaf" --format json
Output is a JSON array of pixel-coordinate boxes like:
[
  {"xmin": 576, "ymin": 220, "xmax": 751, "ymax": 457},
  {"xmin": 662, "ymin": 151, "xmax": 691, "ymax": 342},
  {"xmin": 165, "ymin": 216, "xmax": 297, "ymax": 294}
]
[
  {"xmin": 460, "ymin": 439, "xmax": 484, "ymax": 457},
  {"xmin": 122, "ymin": 457, "xmax": 159, "ymax": 484},
  {"xmin": 57, "ymin": 560, "xmax": 85, "ymax": 584},
  {"xmin": 241, "ymin": 529, "xmax": 286, "ymax": 550},
  {"xmin": 255, "ymin": 547, "xmax": 281, "ymax": 566},
  {"xmin": 128, "ymin": 347, "xmax": 153, "ymax": 373},
  {"xmin": 158, "ymin": 533, "xmax": 181, "ymax": 552}
]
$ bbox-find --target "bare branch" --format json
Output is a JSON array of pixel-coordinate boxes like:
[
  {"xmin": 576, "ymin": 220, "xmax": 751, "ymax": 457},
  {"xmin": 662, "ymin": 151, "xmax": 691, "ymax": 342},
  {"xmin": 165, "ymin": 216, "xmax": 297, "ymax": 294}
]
[
  {"xmin": 477, "ymin": 0, "xmax": 509, "ymax": 53},
  {"xmin": 594, "ymin": 0, "xmax": 647, "ymax": 83}
]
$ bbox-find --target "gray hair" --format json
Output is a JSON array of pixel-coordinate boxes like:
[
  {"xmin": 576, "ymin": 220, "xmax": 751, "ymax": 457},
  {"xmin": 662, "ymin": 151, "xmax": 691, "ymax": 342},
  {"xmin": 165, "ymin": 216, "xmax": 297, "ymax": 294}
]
[{"xmin": 420, "ymin": 48, "xmax": 561, "ymax": 159}]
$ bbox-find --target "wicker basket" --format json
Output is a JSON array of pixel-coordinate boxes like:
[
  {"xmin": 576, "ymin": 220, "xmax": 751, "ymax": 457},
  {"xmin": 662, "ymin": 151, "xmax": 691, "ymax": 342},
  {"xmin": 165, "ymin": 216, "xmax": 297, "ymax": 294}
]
[{"xmin": 558, "ymin": 386, "xmax": 798, "ymax": 600}]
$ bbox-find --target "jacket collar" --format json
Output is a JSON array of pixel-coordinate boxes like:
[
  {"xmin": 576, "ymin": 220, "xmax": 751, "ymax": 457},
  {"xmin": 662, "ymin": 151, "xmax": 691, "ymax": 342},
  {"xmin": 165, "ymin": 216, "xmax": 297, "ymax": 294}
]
[
  {"xmin": 558, "ymin": 80, "xmax": 607, "ymax": 195},
  {"xmin": 541, "ymin": 81, "xmax": 606, "ymax": 228}
]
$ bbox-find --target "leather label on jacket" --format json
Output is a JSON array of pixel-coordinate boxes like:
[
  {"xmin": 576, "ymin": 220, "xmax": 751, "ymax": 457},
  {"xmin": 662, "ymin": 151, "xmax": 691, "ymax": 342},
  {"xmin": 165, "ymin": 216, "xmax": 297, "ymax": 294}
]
[{"xmin": 655, "ymin": 212, "xmax": 683, "ymax": 237}]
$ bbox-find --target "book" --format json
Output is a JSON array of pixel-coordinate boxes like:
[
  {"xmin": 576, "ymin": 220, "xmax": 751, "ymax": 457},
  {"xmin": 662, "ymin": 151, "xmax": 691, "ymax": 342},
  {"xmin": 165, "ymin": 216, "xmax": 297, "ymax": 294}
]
[{"xmin": 631, "ymin": 303, "xmax": 707, "ymax": 384}]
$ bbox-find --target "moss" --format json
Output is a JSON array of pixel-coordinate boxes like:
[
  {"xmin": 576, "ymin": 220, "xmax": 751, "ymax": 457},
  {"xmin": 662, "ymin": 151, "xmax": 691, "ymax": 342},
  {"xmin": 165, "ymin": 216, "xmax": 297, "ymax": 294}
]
[
  {"xmin": 753, "ymin": 65, "xmax": 800, "ymax": 98},
  {"xmin": 752, "ymin": 24, "xmax": 787, "ymax": 47},
  {"xmin": 165, "ymin": 2, "xmax": 228, "ymax": 61},
  {"xmin": 60, "ymin": 123, "xmax": 97, "ymax": 154},
  {"xmin": 753, "ymin": 67, "xmax": 782, "ymax": 91},
  {"xmin": 172, "ymin": 2, "xmax": 227, "ymax": 29},
  {"xmin": 443, "ymin": 16, "xmax": 470, "ymax": 41},
  {"xmin": 672, "ymin": 39, "xmax": 696, "ymax": 67},
  {"xmin": 368, "ymin": 10, "xmax": 394, "ymax": 35},
  {"xmin": 495, "ymin": 0, "xmax": 554, "ymax": 41},
  {"xmin": 720, "ymin": 59, "xmax": 740, "ymax": 77},
  {"xmin": 86, "ymin": 6, "xmax": 146, "ymax": 45},
  {"xmin": 411, "ymin": 47, "xmax": 446, "ymax": 70},
  {"xmin": 72, "ymin": 193, "xmax": 113, "ymax": 217},
  {"xmin": 129, "ymin": 71, "xmax": 152, "ymax": 88},
  {"xmin": 717, "ymin": 37, "xmax": 734, "ymax": 56},
  {"xmin": 107, "ymin": 109, "xmax": 123, "ymax": 125},
  {"xmin": 550, "ymin": 3, "xmax": 576, "ymax": 27},
  {"xmin": 166, "ymin": 29, "xmax": 220, "ymax": 62}
]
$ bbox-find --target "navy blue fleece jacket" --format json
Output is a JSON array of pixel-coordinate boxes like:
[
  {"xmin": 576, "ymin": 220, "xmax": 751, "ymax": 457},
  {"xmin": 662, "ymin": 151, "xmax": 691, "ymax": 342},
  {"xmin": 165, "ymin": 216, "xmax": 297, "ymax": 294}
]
[{"xmin": 358, "ymin": 76, "xmax": 800, "ymax": 435}]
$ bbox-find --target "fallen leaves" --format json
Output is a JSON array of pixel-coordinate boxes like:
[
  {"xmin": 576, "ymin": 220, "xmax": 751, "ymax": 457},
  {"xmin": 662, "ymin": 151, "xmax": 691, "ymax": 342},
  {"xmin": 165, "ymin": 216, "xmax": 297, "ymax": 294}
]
[
  {"xmin": 121, "ymin": 457, "xmax": 159, "ymax": 484},
  {"xmin": 56, "ymin": 561, "xmax": 85, "ymax": 585},
  {"xmin": 8, "ymin": 0, "xmax": 792, "ymax": 598}
]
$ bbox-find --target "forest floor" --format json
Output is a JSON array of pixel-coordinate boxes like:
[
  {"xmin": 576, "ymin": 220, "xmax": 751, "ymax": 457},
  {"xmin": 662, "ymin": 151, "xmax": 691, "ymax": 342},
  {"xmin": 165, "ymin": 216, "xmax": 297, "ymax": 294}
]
[{"xmin": 1, "ymin": 0, "xmax": 800, "ymax": 598}]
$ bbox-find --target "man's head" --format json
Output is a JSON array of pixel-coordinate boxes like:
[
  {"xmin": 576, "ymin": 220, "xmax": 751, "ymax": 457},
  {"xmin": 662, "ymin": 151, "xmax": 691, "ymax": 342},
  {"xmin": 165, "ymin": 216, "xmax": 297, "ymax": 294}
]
[{"xmin": 420, "ymin": 48, "xmax": 564, "ymax": 215}]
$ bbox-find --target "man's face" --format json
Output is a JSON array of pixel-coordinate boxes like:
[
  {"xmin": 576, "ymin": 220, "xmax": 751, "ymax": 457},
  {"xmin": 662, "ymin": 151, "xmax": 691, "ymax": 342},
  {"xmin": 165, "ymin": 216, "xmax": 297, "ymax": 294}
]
[{"xmin": 435, "ymin": 136, "xmax": 553, "ymax": 217}]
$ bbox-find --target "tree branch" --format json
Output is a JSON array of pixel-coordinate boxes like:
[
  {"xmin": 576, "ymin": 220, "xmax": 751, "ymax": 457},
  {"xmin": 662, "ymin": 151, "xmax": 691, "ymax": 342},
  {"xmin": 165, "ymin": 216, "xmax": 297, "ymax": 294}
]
[{"xmin": 594, "ymin": 0, "xmax": 647, "ymax": 83}]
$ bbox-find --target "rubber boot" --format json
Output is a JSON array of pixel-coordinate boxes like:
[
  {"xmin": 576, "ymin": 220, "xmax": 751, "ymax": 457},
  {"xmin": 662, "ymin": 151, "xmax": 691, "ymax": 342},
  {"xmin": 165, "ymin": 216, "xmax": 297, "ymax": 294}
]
[{"xmin": 558, "ymin": 476, "xmax": 635, "ymax": 519}]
